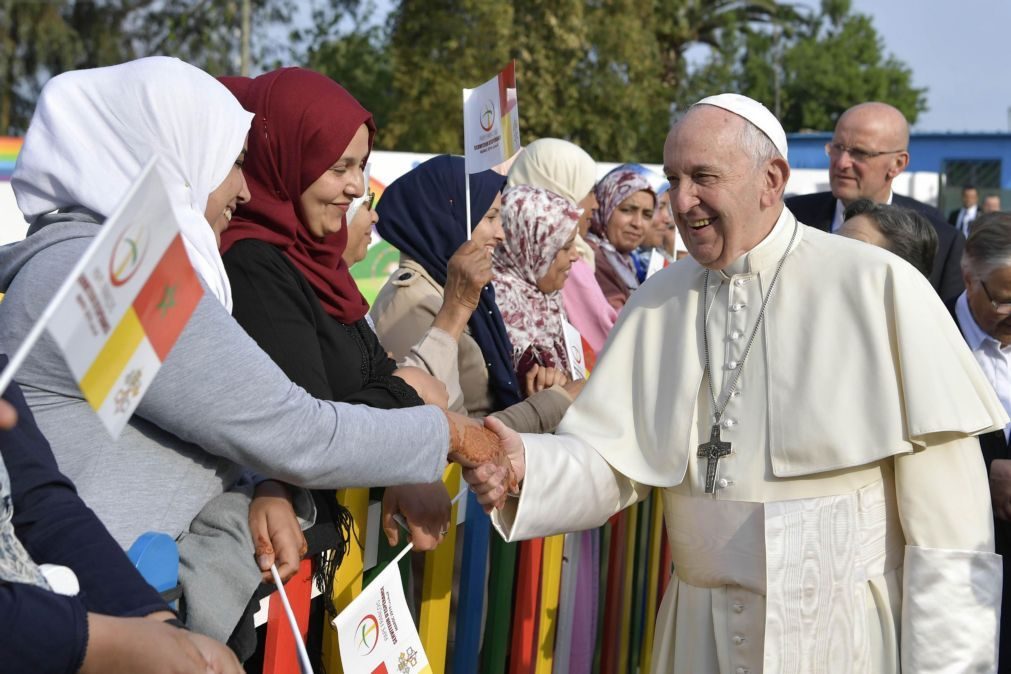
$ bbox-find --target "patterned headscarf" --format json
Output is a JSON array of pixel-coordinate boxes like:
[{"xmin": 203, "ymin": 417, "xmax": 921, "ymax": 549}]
[
  {"xmin": 493, "ymin": 186, "xmax": 581, "ymax": 372},
  {"xmin": 219, "ymin": 68, "xmax": 375, "ymax": 323},
  {"xmin": 586, "ymin": 168, "xmax": 655, "ymax": 291}
]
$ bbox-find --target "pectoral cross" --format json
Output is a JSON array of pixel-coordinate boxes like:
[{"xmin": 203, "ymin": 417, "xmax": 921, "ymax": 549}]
[{"xmin": 697, "ymin": 424, "xmax": 732, "ymax": 494}]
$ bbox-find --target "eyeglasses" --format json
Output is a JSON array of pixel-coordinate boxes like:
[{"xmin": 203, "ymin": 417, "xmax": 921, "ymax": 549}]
[
  {"xmin": 980, "ymin": 279, "xmax": 1011, "ymax": 313},
  {"xmin": 824, "ymin": 142, "xmax": 906, "ymax": 163}
]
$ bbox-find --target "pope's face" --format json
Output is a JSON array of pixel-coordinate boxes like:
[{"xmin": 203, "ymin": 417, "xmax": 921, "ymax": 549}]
[
  {"xmin": 663, "ymin": 107, "xmax": 785, "ymax": 270},
  {"xmin": 965, "ymin": 265, "xmax": 1011, "ymax": 347}
]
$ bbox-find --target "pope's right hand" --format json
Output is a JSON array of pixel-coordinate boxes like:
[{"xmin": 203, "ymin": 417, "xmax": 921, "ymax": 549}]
[{"xmin": 462, "ymin": 416, "xmax": 526, "ymax": 513}]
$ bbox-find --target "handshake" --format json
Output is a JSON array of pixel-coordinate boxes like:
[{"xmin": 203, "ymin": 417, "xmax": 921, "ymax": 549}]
[{"xmin": 444, "ymin": 410, "xmax": 525, "ymax": 512}]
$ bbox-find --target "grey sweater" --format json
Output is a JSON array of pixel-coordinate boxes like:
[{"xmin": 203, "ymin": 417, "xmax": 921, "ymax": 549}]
[{"xmin": 0, "ymin": 211, "xmax": 449, "ymax": 547}]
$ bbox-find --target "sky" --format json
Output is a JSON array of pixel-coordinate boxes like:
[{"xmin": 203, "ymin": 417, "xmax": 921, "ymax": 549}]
[{"xmin": 757, "ymin": 0, "xmax": 1010, "ymax": 132}]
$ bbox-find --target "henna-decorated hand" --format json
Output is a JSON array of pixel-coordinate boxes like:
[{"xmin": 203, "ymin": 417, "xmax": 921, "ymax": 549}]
[
  {"xmin": 461, "ymin": 416, "xmax": 527, "ymax": 512},
  {"xmin": 445, "ymin": 410, "xmax": 516, "ymax": 492}
]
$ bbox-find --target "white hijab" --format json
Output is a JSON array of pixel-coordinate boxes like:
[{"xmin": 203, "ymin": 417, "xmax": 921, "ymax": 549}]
[
  {"xmin": 507, "ymin": 138, "xmax": 598, "ymax": 266},
  {"xmin": 12, "ymin": 56, "xmax": 253, "ymax": 311}
]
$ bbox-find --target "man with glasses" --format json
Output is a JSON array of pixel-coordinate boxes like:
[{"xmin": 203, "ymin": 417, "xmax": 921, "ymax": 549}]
[
  {"xmin": 952, "ymin": 211, "xmax": 1011, "ymax": 672},
  {"xmin": 786, "ymin": 101, "xmax": 965, "ymax": 302}
]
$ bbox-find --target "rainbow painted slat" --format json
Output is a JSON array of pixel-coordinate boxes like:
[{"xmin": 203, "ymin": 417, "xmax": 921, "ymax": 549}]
[{"xmin": 0, "ymin": 136, "xmax": 22, "ymax": 181}]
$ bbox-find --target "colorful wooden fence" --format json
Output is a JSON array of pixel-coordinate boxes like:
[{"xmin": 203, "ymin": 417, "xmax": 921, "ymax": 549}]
[{"xmin": 259, "ymin": 480, "xmax": 672, "ymax": 674}]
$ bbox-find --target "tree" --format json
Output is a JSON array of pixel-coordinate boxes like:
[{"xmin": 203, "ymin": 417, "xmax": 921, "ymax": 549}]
[
  {"xmin": 0, "ymin": 1, "xmax": 82, "ymax": 134},
  {"xmin": 304, "ymin": 1, "xmax": 393, "ymax": 134},
  {"xmin": 0, "ymin": 0, "xmax": 304, "ymax": 135},
  {"xmin": 678, "ymin": 0, "xmax": 927, "ymax": 131},
  {"xmin": 383, "ymin": 0, "xmax": 512, "ymax": 153},
  {"xmin": 375, "ymin": 0, "xmax": 795, "ymax": 162}
]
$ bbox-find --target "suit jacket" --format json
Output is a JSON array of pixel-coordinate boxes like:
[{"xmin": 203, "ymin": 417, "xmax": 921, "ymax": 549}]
[
  {"xmin": 948, "ymin": 300, "xmax": 1011, "ymax": 671},
  {"xmin": 786, "ymin": 191, "xmax": 965, "ymax": 304}
]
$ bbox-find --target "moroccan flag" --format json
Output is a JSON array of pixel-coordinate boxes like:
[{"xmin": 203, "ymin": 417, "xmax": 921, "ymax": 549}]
[
  {"xmin": 462, "ymin": 61, "xmax": 520, "ymax": 174},
  {"xmin": 42, "ymin": 157, "xmax": 204, "ymax": 437}
]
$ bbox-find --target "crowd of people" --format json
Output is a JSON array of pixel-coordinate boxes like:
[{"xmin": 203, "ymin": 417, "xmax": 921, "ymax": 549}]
[{"xmin": 1, "ymin": 54, "xmax": 1009, "ymax": 673}]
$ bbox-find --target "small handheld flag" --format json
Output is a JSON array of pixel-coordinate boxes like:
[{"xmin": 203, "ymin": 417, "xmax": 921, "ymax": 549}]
[{"xmin": 0, "ymin": 156, "xmax": 204, "ymax": 437}]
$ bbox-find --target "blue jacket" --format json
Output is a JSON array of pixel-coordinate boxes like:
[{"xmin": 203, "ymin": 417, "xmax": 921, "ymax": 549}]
[{"xmin": 0, "ymin": 355, "xmax": 167, "ymax": 673}]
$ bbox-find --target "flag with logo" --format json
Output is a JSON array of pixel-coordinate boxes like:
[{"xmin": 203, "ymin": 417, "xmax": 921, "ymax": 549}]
[
  {"xmin": 335, "ymin": 550, "xmax": 431, "ymax": 674},
  {"xmin": 42, "ymin": 156, "xmax": 203, "ymax": 437},
  {"xmin": 462, "ymin": 61, "xmax": 520, "ymax": 174}
]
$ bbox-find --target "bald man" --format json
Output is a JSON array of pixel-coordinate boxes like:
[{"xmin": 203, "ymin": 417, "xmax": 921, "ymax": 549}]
[{"xmin": 787, "ymin": 102, "xmax": 965, "ymax": 303}]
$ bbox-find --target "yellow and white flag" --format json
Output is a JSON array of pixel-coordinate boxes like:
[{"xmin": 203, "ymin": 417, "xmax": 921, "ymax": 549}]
[
  {"xmin": 40, "ymin": 157, "xmax": 203, "ymax": 436},
  {"xmin": 463, "ymin": 61, "xmax": 520, "ymax": 174},
  {"xmin": 335, "ymin": 546, "xmax": 431, "ymax": 674}
]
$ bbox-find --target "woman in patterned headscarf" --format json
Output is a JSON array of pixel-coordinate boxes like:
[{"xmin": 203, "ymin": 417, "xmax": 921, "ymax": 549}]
[
  {"xmin": 586, "ymin": 168, "xmax": 656, "ymax": 309},
  {"xmin": 493, "ymin": 185, "xmax": 583, "ymax": 384}
]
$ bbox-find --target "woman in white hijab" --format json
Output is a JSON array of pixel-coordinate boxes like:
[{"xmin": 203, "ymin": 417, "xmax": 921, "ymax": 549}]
[
  {"xmin": 13, "ymin": 56, "xmax": 244, "ymax": 311},
  {"xmin": 506, "ymin": 138, "xmax": 617, "ymax": 354},
  {"xmin": 0, "ymin": 56, "xmax": 471, "ymax": 655}
]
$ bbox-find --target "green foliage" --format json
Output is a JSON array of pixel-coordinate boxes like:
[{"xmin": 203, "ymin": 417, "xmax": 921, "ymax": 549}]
[
  {"xmin": 2, "ymin": 0, "xmax": 928, "ymax": 154},
  {"xmin": 376, "ymin": 0, "xmax": 802, "ymax": 163},
  {"xmin": 0, "ymin": 0, "xmax": 304, "ymax": 134},
  {"xmin": 305, "ymin": 2, "xmax": 393, "ymax": 133},
  {"xmin": 0, "ymin": 1, "xmax": 82, "ymax": 134},
  {"xmin": 383, "ymin": 0, "xmax": 512, "ymax": 153},
  {"xmin": 678, "ymin": 0, "xmax": 927, "ymax": 131}
]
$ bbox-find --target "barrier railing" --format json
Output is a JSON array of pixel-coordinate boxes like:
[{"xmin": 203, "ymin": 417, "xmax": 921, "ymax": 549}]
[{"xmin": 256, "ymin": 481, "xmax": 671, "ymax": 674}]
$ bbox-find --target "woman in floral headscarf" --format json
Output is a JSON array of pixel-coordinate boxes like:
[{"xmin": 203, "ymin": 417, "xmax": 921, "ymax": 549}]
[
  {"xmin": 586, "ymin": 168, "xmax": 656, "ymax": 309},
  {"xmin": 493, "ymin": 185, "xmax": 583, "ymax": 384}
]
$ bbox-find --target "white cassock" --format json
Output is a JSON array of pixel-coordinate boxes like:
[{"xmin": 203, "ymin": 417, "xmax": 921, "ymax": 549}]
[{"xmin": 494, "ymin": 208, "xmax": 1007, "ymax": 673}]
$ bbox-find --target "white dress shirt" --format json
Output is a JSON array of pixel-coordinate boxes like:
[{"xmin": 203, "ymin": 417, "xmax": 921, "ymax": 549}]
[
  {"xmin": 831, "ymin": 191, "xmax": 894, "ymax": 232},
  {"xmin": 957, "ymin": 291, "xmax": 1011, "ymax": 440},
  {"xmin": 956, "ymin": 205, "xmax": 979, "ymax": 237}
]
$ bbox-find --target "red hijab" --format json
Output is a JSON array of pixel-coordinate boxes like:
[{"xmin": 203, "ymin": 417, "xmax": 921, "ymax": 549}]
[{"xmin": 219, "ymin": 68, "xmax": 375, "ymax": 323}]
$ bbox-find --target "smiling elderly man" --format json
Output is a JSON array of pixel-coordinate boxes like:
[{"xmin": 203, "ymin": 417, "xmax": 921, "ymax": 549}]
[
  {"xmin": 786, "ymin": 102, "xmax": 965, "ymax": 303},
  {"xmin": 950, "ymin": 211, "xmax": 1011, "ymax": 673},
  {"xmin": 466, "ymin": 94, "xmax": 1005, "ymax": 673}
]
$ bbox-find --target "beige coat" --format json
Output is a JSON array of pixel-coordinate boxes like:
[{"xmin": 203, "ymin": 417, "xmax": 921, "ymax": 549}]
[{"xmin": 370, "ymin": 257, "xmax": 571, "ymax": 432}]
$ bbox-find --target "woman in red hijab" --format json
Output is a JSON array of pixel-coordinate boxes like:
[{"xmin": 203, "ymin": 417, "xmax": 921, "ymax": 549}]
[{"xmin": 218, "ymin": 69, "xmax": 451, "ymax": 567}]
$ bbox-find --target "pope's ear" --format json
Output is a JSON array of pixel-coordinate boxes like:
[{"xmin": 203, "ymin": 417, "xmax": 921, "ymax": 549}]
[{"xmin": 760, "ymin": 156, "xmax": 790, "ymax": 208}]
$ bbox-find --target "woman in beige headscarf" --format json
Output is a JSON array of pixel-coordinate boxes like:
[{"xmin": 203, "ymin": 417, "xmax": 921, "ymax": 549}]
[{"xmin": 507, "ymin": 138, "xmax": 617, "ymax": 353}]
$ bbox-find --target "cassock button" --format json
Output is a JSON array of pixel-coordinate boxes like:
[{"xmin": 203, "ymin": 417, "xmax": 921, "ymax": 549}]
[
  {"xmin": 731, "ymin": 302, "xmax": 746, "ymax": 312},
  {"xmin": 733, "ymin": 635, "xmax": 746, "ymax": 645},
  {"xmin": 717, "ymin": 478, "xmax": 729, "ymax": 489},
  {"xmin": 726, "ymin": 360, "xmax": 738, "ymax": 369},
  {"xmin": 722, "ymin": 418, "xmax": 736, "ymax": 429},
  {"xmin": 734, "ymin": 278, "xmax": 748, "ymax": 287},
  {"xmin": 729, "ymin": 330, "xmax": 742, "ymax": 340},
  {"xmin": 736, "ymin": 668, "xmax": 749, "ymax": 674},
  {"xmin": 733, "ymin": 602, "xmax": 744, "ymax": 613},
  {"xmin": 730, "ymin": 390, "xmax": 741, "ymax": 398}
]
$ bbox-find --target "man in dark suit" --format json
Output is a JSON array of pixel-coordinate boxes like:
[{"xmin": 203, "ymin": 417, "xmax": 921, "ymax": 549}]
[
  {"xmin": 786, "ymin": 102, "xmax": 965, "ymax": 303},
  {"xmin": 950, "ymin": 211, "xmax": 1011, "ymax": 672},
  {"xmin": 948, "ymin": 184, "xmax": 980, "ymax": 237}
]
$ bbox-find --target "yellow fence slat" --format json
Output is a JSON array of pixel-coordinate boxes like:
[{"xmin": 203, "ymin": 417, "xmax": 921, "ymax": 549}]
[
  {"xmin": 321, "ymin": 487, "xmax": 370, "ymax": 673},
  {"xmin": 534, "ymin": 534, "xmax": 565, "ymax": 674},
  {"xmin": 419, "ymin": 464, "xmax": 461, "ymax": 674},
  {"xmin": 641, "ymin": 489, "xmax": 666, "ymax": 671},
  {"xmin": 617, "ymin": 504, "xmax": 639, "ymax": 673}
]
